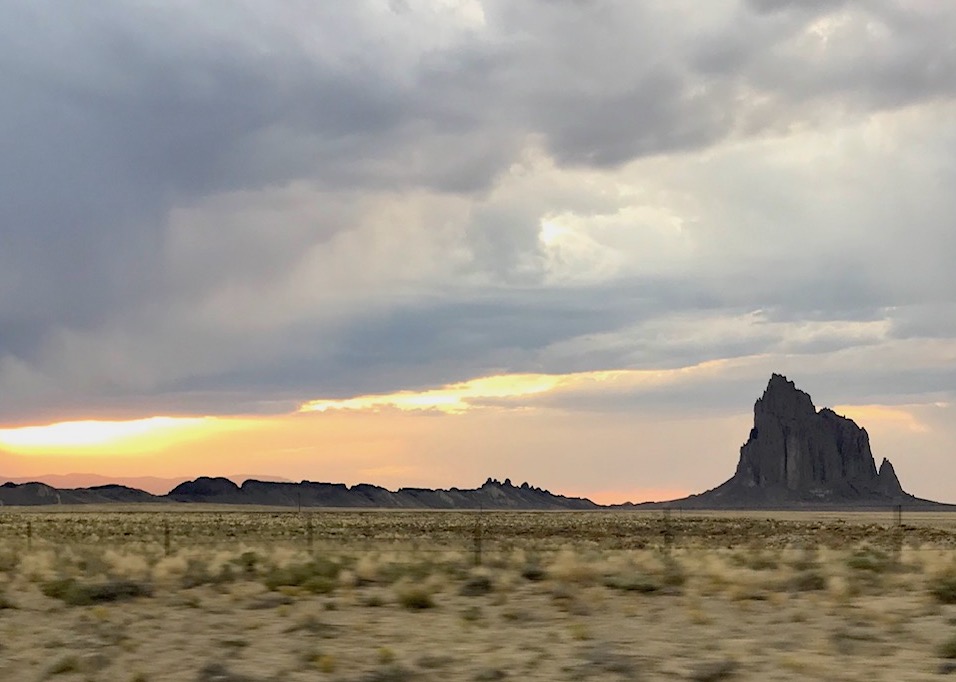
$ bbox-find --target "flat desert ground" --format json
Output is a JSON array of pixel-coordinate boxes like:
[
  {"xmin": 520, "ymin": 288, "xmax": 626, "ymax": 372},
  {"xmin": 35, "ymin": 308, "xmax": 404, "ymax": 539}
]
[{"xmin": 1, "ymin": 509, "xmax": 956, "ymax": 681}]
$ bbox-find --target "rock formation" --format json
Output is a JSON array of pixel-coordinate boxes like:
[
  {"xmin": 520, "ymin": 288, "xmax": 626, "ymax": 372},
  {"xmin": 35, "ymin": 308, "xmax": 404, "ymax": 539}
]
[
  {"xmin": 671, "ymin": 373, "xmax": 935, "ymax": 508},
  {"xmin": 2, "ymin": 475, "xmax": 599, "ymax": 509}
]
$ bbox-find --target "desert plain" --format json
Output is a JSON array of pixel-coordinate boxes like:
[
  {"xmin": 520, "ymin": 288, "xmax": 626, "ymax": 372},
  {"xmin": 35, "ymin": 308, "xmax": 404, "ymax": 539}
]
[{"xmin": 1, "ymin": 508, "xmax": 955, "ymax": 681}]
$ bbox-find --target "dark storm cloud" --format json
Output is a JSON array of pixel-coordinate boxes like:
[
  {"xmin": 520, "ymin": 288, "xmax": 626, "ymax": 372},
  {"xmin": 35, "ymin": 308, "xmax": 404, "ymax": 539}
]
[{"xmin": 1, "ymin": 0, "xmax": 955, "ymax": 418}]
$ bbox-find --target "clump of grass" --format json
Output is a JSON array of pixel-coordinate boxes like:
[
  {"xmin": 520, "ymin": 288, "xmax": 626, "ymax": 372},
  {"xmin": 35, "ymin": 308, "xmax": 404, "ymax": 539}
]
[
  {"xmin": 361, "ymin": 663, "xmax": 414, "ymax": 682},
  {"xmin": 396, "ymin": 586, "xmax": 435, "ymax": 610},
  {"xmin": 549, "ymin": 549, "xmax": 597, "ymax": 584},
  {"xmin": 459, "ymin": 574, "xmax": 493, "ymax": 597},
  {"xmin": 461, "ymin": 605, "xmax": 483, "ymax": 622},
  {"xmin": 846, "ymin": 546, "xmax": 893, "ymax": 573},
  {"xmin": 731, "ymin": 551, "xmax": 778, "ymax": 571},
  {"xmin": 41, "ymin": 578, "xmax": 152, "ymax": 606},
  {"xmin": 659, "ymin": 555, "xmax": 687, "ymax": 589},
  {"xmin": 284, "ymin": 614, "xmax": 339, "ymax": 637},
  {"xmin": 789, "ymin": 570, "xmax": 827, "ymax": 592},
  {"xmin": 569, "ymin": 622, "xmax": 592, "ymax": 641},
  {"xmin": 0, "ymin": 550, "xmax": 20, "ymax": 573},
  {"xmin": 930, "ymin": 569, "xmax": 956, "ymax": 604},
  {"xmin": 520, "ymin": 563, "xmax": 546, "ymax": 581},
  {"xmin": 264, "ymin": 558, "xmax": 340, "ymax": 594},
  {"xmin": 360, "ymin": 591, "xmax": 386, "ymax": 607},
  {"xmin": 788, "ymin": 548, "xmax": 820, "ymax": 572},
  {"xmin": 46, "ymin": 655, "xmax": 80, "ymax": 675},
  {"xmin": 603, "ymin": 573, "xmax": 661, "ymax": 593},
  {"xmin": 232, "ymin": 551, "xmax": 261, "ymax": 577},
  {"xmin": 317, "ymin": 654, "xmax": 336, "ymax": 673},
  {"xmin": 938, "ymin": 634, "xmax": 956, "ymax": 659}
]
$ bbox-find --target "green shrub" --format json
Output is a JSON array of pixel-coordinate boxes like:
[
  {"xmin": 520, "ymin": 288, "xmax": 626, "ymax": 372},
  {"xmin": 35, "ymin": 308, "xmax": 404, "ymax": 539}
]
[
  {"xmin": 397, "ymin": 587, "xmax": 435, "ymax": 610},
  {"xmin": 264, "ymin": 558, "xmax": 341, "ymax": 592},
  {"xmin": 789, "ymin": 570, "xmax": 826, "ymax": 592},
  {"xmin": 459, "ymin": 575, "xmax": 493, "ymax": 597},
  {"xmin": 0, "ymin": 551, "xmax": 19, "ymax": 573},
  {"xmin": 731, "ymin": 552, "xmax": 778, "ymax": 571},
  {"xmin": 603, "ymin": 573, "xmax": 660, "ymax": 593},
  {"xmin": 938, "ymin": 634, "xmax": 956, "ymax": 659},
  {"xmin": 930, "ymin": 570, "xmax": 956, "ymax": 604},
  {"xmin": 41, "ymin": 578, "xmax": 152, "ymax": 606},
  {"xmin": 660, "ymin": 557, "xmax": 687, "ymax": 589},
  {"xmin": 232, "ymin": 551, "xmax": 260, "ymax": 576},
  {"xmin": 846, "ymin": 546, "xmax": 893, "ymax": 573},
  {"xmin": 47, "ymin": 655, "xmax": 80, "ymax": 675},
  {"xmin": 180, "ymin": 557, "xmax": 237, "ymax": 589}
]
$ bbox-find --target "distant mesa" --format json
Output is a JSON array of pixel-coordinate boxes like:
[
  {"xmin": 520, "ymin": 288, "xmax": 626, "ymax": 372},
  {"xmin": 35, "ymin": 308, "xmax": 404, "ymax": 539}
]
[
  {"xmin": 0, "ymin": 474, "xmax": 597, "ymax": 509},
  {"xmin": 164, "ymin": 475, "xmax": 596, "ymax": 510},
  {"xmin": 654, "ymin": 373, "xmax": 945, "ymax": 509}
]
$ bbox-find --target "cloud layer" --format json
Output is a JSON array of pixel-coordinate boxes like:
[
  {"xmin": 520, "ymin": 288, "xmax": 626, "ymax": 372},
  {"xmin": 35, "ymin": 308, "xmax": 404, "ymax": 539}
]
[{"xmin": 2, "ymin": 0, "xmax": 955, "ymax": 441}]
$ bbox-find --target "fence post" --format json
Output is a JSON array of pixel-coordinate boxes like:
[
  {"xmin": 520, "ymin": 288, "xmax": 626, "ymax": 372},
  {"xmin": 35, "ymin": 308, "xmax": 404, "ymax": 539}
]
[
  {"xmin": 893, "ymin": 505, "xmax": 904, "ymax": 566},
  {"xmin": 27, "ymin": 520, "xmax": 32, "ymax": 551},
  {"xmin": 164, "ymin": 520, "xmax": 171, "ymax": 556},
  {"xmin": 307, "ymin": 513, "xmax": 314, "ymax": 551},
  {"xmin": 662, "ymin": 508, "xmax": 673, "ymax": 554},
  {"xmin": 473, "ymin": 506, "xmax": 483, "ymax": 567}
]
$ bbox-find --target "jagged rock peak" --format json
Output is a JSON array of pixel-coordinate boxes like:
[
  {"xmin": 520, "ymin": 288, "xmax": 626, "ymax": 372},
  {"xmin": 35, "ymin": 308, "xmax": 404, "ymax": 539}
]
[
  {"xmin": 876, "ymin": 457, "xmax": 904, "ymax": 496},
  {"xmin": 735, "ymin": 374, "xmax": 881, "ymax": 496},
  {"xmin": 757, "ymin": 373, "xmax": 817, "ymax": 420}
]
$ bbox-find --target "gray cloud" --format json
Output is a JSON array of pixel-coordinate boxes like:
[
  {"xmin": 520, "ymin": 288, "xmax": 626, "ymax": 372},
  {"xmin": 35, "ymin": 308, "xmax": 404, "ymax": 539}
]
[{"xmin": 2, "ymin": 0, "xmax": 956, "ymax": 420}]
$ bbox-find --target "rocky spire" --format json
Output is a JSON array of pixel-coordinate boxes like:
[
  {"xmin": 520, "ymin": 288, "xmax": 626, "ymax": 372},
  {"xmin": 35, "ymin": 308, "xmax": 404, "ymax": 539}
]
[
  {"xmin": 876, "ymin": 457, "xmax": 905, "ymax": 497},
  {"xmin": 728, "ymin": 374, "xmax": 901, "ymax": 502}
]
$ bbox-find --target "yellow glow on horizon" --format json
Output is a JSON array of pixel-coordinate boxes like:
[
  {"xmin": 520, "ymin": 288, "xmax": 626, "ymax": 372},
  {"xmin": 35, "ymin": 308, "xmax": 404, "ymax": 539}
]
[
  {"xmin": 0, "ymin": 416, "xmax": 255, "ymax": 455},
  {"xmin": 832, "ymin": 404, "xmax": 928, "ymax": 433},
  {"xmin": 300, "ymin": 373, "xmax": 566, "ymax": 414},
  {"xmin": 299, "ymin": 359, "xmax": 731, "ymax": 415}
]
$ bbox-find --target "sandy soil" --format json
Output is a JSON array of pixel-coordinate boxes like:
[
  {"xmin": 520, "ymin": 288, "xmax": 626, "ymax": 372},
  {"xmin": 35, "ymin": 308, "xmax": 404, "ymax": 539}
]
[
  {"xmin": 1, "ymin": 510, "xmax": 955, "ymax": 681},
  {"xmin": 1, "ymin": 565, "xmax": 955, "ymax": 680}
]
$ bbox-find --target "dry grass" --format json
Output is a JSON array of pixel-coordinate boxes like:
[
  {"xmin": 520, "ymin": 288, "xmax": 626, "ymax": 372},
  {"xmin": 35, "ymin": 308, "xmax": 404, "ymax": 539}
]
[{"xmin": 0, "ymin": 509, "xmax": 954, "ymax": 680}]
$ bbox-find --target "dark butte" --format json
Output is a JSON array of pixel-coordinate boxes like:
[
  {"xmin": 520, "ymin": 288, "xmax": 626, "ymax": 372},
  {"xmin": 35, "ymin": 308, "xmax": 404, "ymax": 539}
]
[{"xmin": 646, "ymin": 373, "xmax": 942, "ymax": 509}]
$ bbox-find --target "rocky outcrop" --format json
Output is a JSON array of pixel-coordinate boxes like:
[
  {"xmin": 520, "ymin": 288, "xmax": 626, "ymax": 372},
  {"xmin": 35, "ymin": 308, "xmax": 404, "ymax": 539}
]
[
  {"xmin": 167, "ymin": 476, "xmax": 240, "ymax": 502},
  {"xmin": 664, "ymin": 373, "xmax": 938, "ymax": 509},
  {"xmin": 734, "ymin": 374, "xmax": 879, "ymax": 496}
]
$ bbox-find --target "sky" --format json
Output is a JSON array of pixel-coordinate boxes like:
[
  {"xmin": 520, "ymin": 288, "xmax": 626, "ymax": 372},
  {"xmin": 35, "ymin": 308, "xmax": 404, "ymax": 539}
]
[{"xmin": 1, "ymin": 0, "xmax": 955, "ymax": 504}]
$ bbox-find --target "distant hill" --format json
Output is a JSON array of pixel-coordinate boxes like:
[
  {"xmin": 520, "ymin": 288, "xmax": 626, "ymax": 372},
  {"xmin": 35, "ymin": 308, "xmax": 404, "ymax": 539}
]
[
  {"xmin": 2, "ymin": 473, "xmax": 291, "ymax": 495},
  {"xmin": 0, "ymin": 476, "xmax": 598, "ymax": 509},
  {"xmin": 0, "ymin": 481, "xmax": 163, "ymax": 505}
]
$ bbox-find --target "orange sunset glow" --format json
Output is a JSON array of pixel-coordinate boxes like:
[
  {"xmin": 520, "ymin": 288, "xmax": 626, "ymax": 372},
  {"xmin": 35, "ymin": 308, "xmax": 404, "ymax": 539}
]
[
  {"xmin": 0, "ymin": 416, "xmax": 255, "ymax": 456},
  {"xmin": 2, "ymin": 358, "xmax": 950, "ymax": 505}
]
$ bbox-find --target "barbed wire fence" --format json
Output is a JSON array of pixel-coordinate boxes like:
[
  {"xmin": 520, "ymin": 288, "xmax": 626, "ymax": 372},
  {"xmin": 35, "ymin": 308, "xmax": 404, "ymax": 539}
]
[{"xmin": 0, "ymin": 506, "xmax": 952, "ymax": 565}]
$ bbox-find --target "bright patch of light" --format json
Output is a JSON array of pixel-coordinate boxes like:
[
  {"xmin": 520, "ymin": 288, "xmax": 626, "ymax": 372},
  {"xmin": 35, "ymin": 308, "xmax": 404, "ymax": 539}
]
[
  {"xmin": 301, "ymin": 373, "xmax": 565, "ymax": 415},
  {"xmin": 538, "ymin": 220, "xmax": 566, "ymax": 246},
  {"xmin": 0, "ymin": 416, "xmax": 249, "ymax": 455},
  {"xmin": 832, "ymin": 405, "xmax": 928, "ymax": 433},
  {"xmin": 299, "ymin": 360, "xmax": 731, "ymax": 415}
]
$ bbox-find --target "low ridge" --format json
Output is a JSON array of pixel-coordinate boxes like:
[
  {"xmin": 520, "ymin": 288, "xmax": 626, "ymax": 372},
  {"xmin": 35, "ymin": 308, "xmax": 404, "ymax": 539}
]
[{"xmin": 0, "ymin": 476, "xmax": 597, "ymax": 509}]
